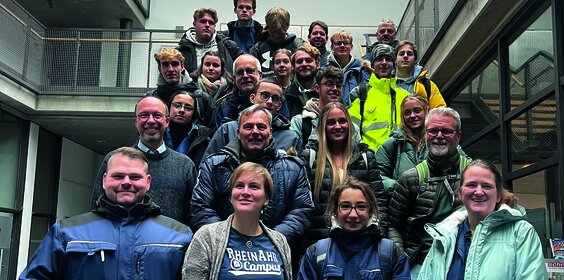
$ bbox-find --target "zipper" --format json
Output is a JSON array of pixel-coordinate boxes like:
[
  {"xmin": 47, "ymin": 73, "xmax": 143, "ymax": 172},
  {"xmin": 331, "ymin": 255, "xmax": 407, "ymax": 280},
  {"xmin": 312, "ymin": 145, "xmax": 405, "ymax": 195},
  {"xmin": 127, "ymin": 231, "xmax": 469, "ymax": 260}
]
[{"xmin": 136, "ymin": 254, "xmax": 141, "ymax": 280}]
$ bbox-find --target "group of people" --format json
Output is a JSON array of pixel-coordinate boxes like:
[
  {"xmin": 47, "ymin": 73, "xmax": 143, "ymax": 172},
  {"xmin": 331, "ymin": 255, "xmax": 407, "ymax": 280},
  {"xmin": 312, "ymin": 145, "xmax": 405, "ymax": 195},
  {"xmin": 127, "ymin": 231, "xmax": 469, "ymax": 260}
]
[{"xmin": 20, "ymin": 1, "xmax": 547, "ymax": 280}]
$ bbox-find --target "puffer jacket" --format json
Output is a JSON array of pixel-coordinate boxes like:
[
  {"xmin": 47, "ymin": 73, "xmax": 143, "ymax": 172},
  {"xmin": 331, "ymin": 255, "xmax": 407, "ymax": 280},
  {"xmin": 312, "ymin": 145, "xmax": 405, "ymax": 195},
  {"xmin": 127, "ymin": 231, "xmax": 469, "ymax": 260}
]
[
  {"xmin": 190, "ymin": 138, "xmax": 314, "ymax": 243},
  {"xmin": 348, "ymin": 73, "xmax": 410, "ymax": 151},
  {"xmin": 419, "ymin": 205, "xmax": 546, "ymax": 280},
  {"xmin": 20, "ymin": 196, "xmax": 192, "ymax": 280},
  {"xmin": 395, "ymin": 65, "xmax": 446, "ymax": 108},
  {"xmin": 202, "ymin": 113, "xmax": 302, "ymax": 160},
  {"xmin": 325, "ymin": 53, "xmax": 370, "ymax": 108},
  {"xmin": 249, "ymin": 33, "xmax": 304, "ymax": 73},
  {"xmin": 388, "ymin": 152, "xmax": 469, "ymax": 264},
  {"xmin": 177, "ymin": 31, "xmax": 242, "ymax": 75},
  {"xmin": 164, "ymin": 123, "xmax": 213, "ymax": 168},
  {"xmin": 299, "ymin": 143, "xmax": 386, "ymax": 244}
]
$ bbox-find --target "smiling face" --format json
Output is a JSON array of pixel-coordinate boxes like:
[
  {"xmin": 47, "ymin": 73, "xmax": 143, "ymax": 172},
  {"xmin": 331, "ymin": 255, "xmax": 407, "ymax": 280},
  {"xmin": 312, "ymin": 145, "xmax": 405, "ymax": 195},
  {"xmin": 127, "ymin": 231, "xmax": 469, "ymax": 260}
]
[
  {"xmin": 237, "ymin": 111, "xmax": 272, "ymax": 158},
  {"xmin": 425, "ymin": 114, "xmax": 461, "ymax": 157},
  {"xmin": 402, "ymin": 98, "xmax": 426, "ymax": 131},
  {"xmin": 103, "ymin": 155, "xmax": 151, "ymax": 208},
  {"xmin": 202, "ymin": 55, "xmax": 222, "ymax": 82},
  {"xmin": 170, "ymin": 94, "xmax": 195, "ymax": 125},
  {"xmin": 249, "ymin": 82, "xmax": 283, "ymax": 113},
  {"xmin": 193, "ymin": 13, "xmax": 216, "ymax": 44},
  {"xmin": 325, "ymin": 107, "xmax": 349, "ymax": 144},
  {"xmin": 134, "ymin": 97, "xmax": 170, "ymax": 148},
  {"xmin": 316, "ymin": 77, "xmax": 342, "ymax": 107},
  {"xmin": 372, "ymin": 56, "xmax": 394, "ymax": 78},
  {"xmin": 331, "ymin": 38, "xmax": 353, "ymax": 58},
  {"xmin": 308, "ymin": 25, "xmax": 328, "ymax": 48},
  {"xmin": 293, "ymin": 50, "xmax": 319, "ymax": 80},
  {"xmin": 234, "ymin": 56, "xmax": 262, "ymax": 93},
  {"xmin": 231, "ymin": 171, "xmax": 269, "ymax": 214},
  {"xmin": 336, "ymin": 188, "xmax": 371, "ymax": 231},
  {"xmin": 459, "ymin": 166, "xmax": 501, "ymax": 222},
  {"xmin": 396, "ymin": 44, "xmax": 416, "ymax": 71},
  {"xmin": 273, "ymin": 52, "xmax": 291, "ymax": 78}
]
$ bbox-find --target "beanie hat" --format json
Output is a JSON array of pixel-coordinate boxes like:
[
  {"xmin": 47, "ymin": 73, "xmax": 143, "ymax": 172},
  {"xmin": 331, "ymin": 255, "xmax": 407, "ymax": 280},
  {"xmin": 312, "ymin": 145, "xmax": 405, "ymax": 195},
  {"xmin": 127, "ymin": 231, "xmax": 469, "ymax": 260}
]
[{"xmin": 371, "ymin": 44, "xmax": 395, "ymax": 63}]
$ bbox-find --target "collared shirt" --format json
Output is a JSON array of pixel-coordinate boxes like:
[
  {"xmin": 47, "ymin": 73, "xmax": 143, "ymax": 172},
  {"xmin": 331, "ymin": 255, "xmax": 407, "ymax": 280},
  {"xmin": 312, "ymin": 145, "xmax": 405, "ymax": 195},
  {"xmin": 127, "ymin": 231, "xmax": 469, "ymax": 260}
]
[
  {"xmin": 295, "ymin": 78, "xmax": 316, "ymax": 105},
  {"xmin": 447, "ymin": 218, "xmax": 472, "ymax": 280},
  {"xmin": 137, "ymin": 141, "xmax": 167, "ymax": 155}
]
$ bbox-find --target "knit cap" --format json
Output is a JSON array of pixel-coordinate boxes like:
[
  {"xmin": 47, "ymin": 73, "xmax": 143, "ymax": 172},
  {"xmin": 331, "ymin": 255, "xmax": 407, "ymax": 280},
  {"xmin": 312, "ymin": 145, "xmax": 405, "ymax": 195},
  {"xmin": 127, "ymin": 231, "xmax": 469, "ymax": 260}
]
[{"xmin": 371, "ymin": 44, "xmax": 395, "ymax": 63}]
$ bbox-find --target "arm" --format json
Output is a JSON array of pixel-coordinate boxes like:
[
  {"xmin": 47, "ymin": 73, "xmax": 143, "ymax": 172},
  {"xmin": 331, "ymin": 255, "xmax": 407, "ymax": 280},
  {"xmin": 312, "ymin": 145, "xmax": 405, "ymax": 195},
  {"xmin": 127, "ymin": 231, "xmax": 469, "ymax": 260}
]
[
  {"xmin": 19, "ymin": 223, "xmax": 62, "ymax": 280},
  {"xmin": 365, "ymin": 150, "xmax": 388, "ymax": 234},
  {"xmin": 202, "ymin": 122, "xmax": 233, "ymax": 160},
  {"xmin": 514, "ymin": 221, "xmax": 547, "ymax": 279},
  {"xmin": 90, "ymin": 152, "xmax": 112, "ymax": 209},
  {"xmin": 181, "ymin": 229, "xmax": 212, "ymax": 280},
  {"xmin": 428, "ymin": 80, "xmax": 446, "ymax": 108},
  {"xmin": 387, "ymin": 175, "xmax": 413, "ymax": 251},
  {"xmin": 289, "ymin": 115, "xmax": 304, "ymax": 143},
  {"xmin": 296, "ymin": 245, "xmax": 320, "ymax": 280},
  {"xmin": 183, "ymin": 158, "xmax": 198, "ymax": 226},
  {"xmin": 189, "ymin": 160, "xmax": 222, "ymax": 231},
  {"xmin": 391, "ymin": 244, "xmax": 411, "ymax": 280},
  {"xmin": 375, "ymin": 138, "xmax": 399, "ymax": 191}
]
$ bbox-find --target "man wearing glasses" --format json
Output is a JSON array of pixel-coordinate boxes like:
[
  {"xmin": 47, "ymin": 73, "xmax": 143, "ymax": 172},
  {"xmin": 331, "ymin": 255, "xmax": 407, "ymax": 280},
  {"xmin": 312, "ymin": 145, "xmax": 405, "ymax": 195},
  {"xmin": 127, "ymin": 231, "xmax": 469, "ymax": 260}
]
[
  {"xmin": 204, "ymin": 77, "xmax": 301, "ymax": 159},
  {"xmin": 388, "ymin": 107, "xmax": 471, "ymax": 279},
  {"xmin": 90, "ymin": 96, "xmax": 197, "ymax": 226},
  {"xmin": 362, "ymin": 19, "xmax": 400, "ymax": 62}
]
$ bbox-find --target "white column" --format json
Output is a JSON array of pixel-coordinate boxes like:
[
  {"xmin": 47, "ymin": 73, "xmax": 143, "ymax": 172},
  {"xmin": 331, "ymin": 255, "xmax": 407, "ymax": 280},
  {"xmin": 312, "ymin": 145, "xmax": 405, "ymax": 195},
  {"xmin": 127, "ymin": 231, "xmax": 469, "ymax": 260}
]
[{"xmin": 16, "ymin": 123, "xmax": 39, "ymax": 276}]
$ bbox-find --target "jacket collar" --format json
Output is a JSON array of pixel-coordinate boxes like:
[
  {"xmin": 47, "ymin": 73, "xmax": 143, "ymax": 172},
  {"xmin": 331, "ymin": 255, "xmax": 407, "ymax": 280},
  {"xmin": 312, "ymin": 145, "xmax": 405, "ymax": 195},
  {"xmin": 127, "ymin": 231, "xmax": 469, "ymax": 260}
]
[{"xmin": 93, "ymin": 194, "xmax": 161, "ymax": 221}]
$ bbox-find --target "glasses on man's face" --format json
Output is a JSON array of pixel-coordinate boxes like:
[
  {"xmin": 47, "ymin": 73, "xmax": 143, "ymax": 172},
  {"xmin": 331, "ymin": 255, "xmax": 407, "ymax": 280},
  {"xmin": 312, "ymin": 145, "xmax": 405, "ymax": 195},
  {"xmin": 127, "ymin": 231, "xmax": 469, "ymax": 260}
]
[
  {"xmin": 160, "ymin": 61, "xmax": 181, "ymax": 68},
  {"xmin": 171, "ymin": 102, "xmax": 195, "ymax": 112},
  {"xmin": 338, "ymin": 203, "xmax": 370, "ymax": 215},
  {"xmin": 137, "ymin": 112, "xmax": 166, "ymax": 121},
  {"xmin": 235, "ymin": 68, "xmax": 257, "ymax": 77},
  {"xmin": 259, "ymin": 92, "xmax": 282, "ymax": 104},
  {"xmin": 426, "ymin": 128, "xmax": 457, "ymax": 137},
  {"xmin": 320, "ymin": 82, "xmax": 343, "ymax": 89},
  {"xmin": 334, "ymin": 41, "xmax": 351, "ymax": 47}
]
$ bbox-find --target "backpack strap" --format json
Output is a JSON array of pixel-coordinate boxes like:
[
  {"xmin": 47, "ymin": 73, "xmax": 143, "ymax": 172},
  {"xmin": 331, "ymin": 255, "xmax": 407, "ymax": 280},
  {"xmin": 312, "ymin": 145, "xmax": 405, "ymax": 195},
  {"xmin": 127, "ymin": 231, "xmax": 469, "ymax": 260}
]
[
  {"xmin": 421, "ymin": 77, "xmax": 432, "ymax": 103},
  {"xmin": 377, "ymin": 238, "xmax": 395, "ymax": 280},
  {"xmin": 362, "ymin": 152, "xmax": 368, "ymax": 171},
  {"xmin": 302, "ymin": 117, "xmax": 313, "ymax": 147},
  {"xmin": 459, "ymin": 155, "xmax": 471, "ymax": 173},
  {"xmin": 314, "ymin": 238, "xmax": 331, "ymax": 278},
  {"xmin": 416, "ymin": 159, "xmax": 430, "ymax": 186},
  {"xmin": 358, "ymin": 83, "xmax": 368, "ymax": 135},
  {"xmin": 309, "ymin": 149, "xmax": 317, "ymax": 170}
]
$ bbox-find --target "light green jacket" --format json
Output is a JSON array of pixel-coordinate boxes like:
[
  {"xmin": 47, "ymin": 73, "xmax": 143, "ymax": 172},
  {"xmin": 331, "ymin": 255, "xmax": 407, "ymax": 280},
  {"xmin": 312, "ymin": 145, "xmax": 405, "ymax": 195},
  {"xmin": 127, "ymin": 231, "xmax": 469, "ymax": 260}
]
[{"xmin": 418, "ymin": 204, "xmax": 546, "ymax": 280}]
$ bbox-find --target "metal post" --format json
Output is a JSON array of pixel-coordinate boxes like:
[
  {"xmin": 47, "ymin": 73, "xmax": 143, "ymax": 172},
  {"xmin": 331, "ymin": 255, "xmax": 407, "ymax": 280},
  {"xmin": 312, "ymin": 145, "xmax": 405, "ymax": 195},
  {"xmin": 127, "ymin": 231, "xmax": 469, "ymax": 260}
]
[{"xmin": 116, "ymin": 18, "xmax": 133, "ymax": 87}]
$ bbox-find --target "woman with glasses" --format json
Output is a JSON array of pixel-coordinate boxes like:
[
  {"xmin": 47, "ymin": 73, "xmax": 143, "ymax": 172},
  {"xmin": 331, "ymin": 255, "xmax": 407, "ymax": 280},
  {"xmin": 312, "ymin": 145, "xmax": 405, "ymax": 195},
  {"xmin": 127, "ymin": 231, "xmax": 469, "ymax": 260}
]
[
  {"xmin": 182, "ymin": 162, "xmax": 292, "ymax": 280},
  {"xmin": 194, "ymin": 51, "xmax": 234, "ymax": 105},
  {"xmin": 297, "ymin": 177, "xmax": 410, "ymax": 280},
  {"xmin": 272, "ymin": 49, "xmax": 293, "ymax": 89},
  {"xmin": 164, "ymin": 89, "xmax": 212, "ymax": 167},
  {"xmin": 298, "ymin": 103, "xmax": 385, "ymax": 256},
  {"xmin": 418, "ymin": 160, "xmax": 546, "ymax": 279}
]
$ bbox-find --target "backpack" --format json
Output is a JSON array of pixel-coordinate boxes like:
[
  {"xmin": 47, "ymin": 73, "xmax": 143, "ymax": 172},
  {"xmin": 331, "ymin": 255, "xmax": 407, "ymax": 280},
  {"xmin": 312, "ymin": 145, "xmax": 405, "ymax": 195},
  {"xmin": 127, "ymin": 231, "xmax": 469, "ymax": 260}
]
[
  {"xmin": 302, "ymin": 117, "xmax": 313, "ymax": 147},
  {"xmin": 420, "ymin": 77, "xmax": 432, "ymax": 103},
  {"xmin": 415, "ymin": 155, "xmax": 471, "ymax": 186},
  {"xmin": 313, "ymin": 238, "xmax": 395, "ymax": 279},
  {"xmin": 358, "ymin": 83, "xmax": 369, "ymax": 135}
]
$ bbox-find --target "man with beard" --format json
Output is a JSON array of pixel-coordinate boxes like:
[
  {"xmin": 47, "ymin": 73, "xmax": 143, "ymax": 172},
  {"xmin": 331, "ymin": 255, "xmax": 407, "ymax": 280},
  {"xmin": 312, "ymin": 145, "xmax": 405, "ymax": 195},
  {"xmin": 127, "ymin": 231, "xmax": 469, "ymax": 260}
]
[
  {"xmin": 90, "ymin": 96, "xmax": 197, "ymax": 225},
  {"xmin": 388, "ymin": 107, "xmax": 471, "ymax": 279},
  {"xmin": 285, "ymin": 44, "xmax": 320, "ymax": 117},
  {"xmin": 308, "ymin": 20, "xmax": 329, "ymax": 66},
  {"xmin": 363, "ymin": 19, "xmax": 400, "ymax": 62},
  {"xmin": 348, "ymin": 44, "xmax": 410, "ymax": 151},
  {"xmin": 191, "ymin": 105, "xmax": 314, "ymax": 244},
  {"xmin": 223, "ymin": 0, "xmax": 263, "ymax": 53},
  {"xmin": 177, "ymin": 8, "xmax": 242, "ymax": 75},
  {"xmin": 203, "ymin": 77, "xmax": 301, "ymax": 159},
  {"xmin": 146, "ymin": 48, "xmax": 214, "ymax": 128}
]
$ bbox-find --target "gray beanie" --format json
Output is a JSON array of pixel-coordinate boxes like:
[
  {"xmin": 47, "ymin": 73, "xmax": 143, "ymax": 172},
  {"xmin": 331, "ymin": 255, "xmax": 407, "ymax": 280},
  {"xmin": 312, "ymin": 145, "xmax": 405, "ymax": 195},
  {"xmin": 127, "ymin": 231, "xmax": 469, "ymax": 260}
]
[{"xmin": 371, "ymin": 44, "xmax": 395, "ymax": 63}]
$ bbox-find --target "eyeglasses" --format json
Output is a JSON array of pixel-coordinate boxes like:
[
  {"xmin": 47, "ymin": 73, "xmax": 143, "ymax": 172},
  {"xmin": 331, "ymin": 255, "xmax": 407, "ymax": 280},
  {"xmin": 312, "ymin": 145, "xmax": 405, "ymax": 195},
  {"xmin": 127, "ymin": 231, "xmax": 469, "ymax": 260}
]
[
  {"xmin": 235, "ymin": 68, "xmax": 258, "ymax": 77},
  {"xmin": 333, "ymin": 41, "xmax": 351, "ymax": 47},
  {"xmin": 137, "ymin": 112, "xmax": 166, "ymax": 121},
  {"xmin": 259, "ymin": 92, "xmax": 282, "ymax": 104},
  {"xmin": 320, "ymin": 82, "xmax": 343, "ymax": 89},
  {"xmin": 171, "ymin": 102, "xmax": 195, "ymax": 111},
  {"xmin": 426, "ymin": 128, "xmax": 458, "ymax": 137},
  {"xmin": 338, "ymin": 203, "xmax": 370, "ymax": 214},
  {"xmin": 160, "ymin": 61, "xmax": 181, "ymax": 68}
]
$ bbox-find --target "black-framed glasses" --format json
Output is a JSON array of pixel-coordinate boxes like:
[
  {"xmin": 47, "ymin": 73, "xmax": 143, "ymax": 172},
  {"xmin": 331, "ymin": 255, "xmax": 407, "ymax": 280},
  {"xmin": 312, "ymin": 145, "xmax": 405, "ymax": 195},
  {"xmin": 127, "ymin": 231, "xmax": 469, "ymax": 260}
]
[
  {"xmin": 235, "ymin": 68, "xmax": 258, "ymax": 77},
  {"xmin": 426, "ymin": 128, "xmax": 458, "ymax": 137},
  {"xmin": 137, "ymin": 112, "xmax": 166, "ymax": 121},
  {"xmin": 160, "ymin": 61, "xmax": 181, "ymax": 68},
  {"xmin": 320, "ymin": 82, "xmax": 343, "ymax": 89},
  {"xmin": 333, "ymin": 41, "xmax": 351, "ymax": 47},
  {"xmin": 259, "ymin": 92, "xmax": 282, "ymax": 104},
  {"xmin": 171, "ymin": 102, "xmax": 195, "ymax": 112},
  {"xmin": 338, "ymin": 203, "xmax": 370, "ymax": 214}
]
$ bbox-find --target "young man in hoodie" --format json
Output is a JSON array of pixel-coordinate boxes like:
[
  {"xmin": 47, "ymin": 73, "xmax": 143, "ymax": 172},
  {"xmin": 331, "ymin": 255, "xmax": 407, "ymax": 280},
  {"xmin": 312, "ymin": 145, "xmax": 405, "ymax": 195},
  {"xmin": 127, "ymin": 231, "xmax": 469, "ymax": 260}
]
[
  {"xmin": 308, "ymin": 20, "xmax": 329, "ymax": 66},
  {"xmin": 177, "ymin": 8, "xmax": 243, "ymax": 75},
  {"xmin": 223, "ymin": 0, "xmax": 263, "ymax": 53},
  {"xmin": 395, "ymin": 40, "xmax": 446, "ymax": 108}
]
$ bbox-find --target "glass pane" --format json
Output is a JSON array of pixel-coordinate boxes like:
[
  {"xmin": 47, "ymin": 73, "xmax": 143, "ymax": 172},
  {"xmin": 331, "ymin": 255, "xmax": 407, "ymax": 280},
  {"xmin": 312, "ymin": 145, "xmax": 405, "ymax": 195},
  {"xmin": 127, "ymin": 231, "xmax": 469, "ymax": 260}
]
[
  {"xmin": 508, "ymin": 7, "xmax": 554, "ymax": 105},
  {"xmin": 0, "ymin": 119, "xmax": 23, "ymax": 209},
  {"xmin": 33, "ymin": 129, "xmax": 60, "ymax": 214},
  {"xmin": 0, "ymin": 213, "xmax": 14, "ymax": 280},
  {"xmin": 460, "ymin": 129, "xmax": 501, "ymax": 162},
  {"xmin": 511, "ymin": 95, "xmax": 556, "ymax": 166},
  {"xmin": 28, "ymin": 216, "xmax": 53, "ymax": 260}
]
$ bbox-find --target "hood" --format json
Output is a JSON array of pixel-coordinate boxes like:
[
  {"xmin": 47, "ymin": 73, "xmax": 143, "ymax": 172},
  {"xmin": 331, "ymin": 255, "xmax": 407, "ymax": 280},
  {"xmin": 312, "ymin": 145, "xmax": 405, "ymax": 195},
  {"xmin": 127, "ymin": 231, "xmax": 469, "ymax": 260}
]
[
  {"xmin": 398, "ymin": 65, "xmax": 424, "ymax": 85},
  {"xmin": 157, "ymin": 68, "xmax": 192, "ymax": 86},
  {"xmin": 301, "ymin": 98, "xmax": 321, "ymax": 119},
  {"xmin": 327, "ymin": 52, "xmax": 359, "ymax": 71},
  {"xmin": 180, "ymin": 27, "xmax": 217, "ymax": 48},
  {"xmin": 272, "ymin": 113, "xmax": 291, "ymax": 130},
  {"xmin": 94, "ymin": 194, "xmax": 161, "ymax": 220}
]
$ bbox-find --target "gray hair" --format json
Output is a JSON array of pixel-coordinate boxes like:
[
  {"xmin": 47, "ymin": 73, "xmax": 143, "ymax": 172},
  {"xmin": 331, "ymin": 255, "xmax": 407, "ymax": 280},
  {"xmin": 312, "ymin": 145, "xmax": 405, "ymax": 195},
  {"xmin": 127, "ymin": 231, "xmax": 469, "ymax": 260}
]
[
  {"xmin": 237, "ymin": 104, "xmax": 273, "ymax": 127},
  {"xmin": 425, "ymin": 107, "xmax": 461, "ymax": 130},
  {"xmin": 377, "ymin": 19, "xmax": 396, "ymax": 31},
  {"xmin": 233, "ymin": 54, "xmax": 261, "ymax": 75}
]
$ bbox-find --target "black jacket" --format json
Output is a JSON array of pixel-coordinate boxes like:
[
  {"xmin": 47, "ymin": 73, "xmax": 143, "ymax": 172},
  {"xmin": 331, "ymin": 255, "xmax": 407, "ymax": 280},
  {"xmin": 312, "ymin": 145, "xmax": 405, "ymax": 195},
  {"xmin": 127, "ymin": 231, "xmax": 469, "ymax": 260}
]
[
  {"xmin": 177, "ymin": 33, "xmax": 242, "ymax": 75},
  {"xmin": 284, "ymin": 79, "xmax": 318, "ymax": 118},
  {"xmin": 249, "ymin": 33, "xmax": 304, "ymax": 73}
]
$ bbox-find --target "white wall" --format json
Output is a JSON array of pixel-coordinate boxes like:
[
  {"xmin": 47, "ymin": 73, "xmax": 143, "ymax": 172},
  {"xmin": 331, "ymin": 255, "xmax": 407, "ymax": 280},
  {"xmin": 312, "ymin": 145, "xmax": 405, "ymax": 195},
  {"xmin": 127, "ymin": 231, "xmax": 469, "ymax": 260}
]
[{"xmin": 56, "ymin": 138, "xmax": 104, "ymax": 219}]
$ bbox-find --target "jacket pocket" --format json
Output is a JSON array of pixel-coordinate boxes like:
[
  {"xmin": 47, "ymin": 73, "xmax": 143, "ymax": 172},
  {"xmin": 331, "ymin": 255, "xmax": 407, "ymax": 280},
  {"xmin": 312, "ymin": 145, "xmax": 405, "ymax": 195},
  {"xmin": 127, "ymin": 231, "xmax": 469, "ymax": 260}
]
[
  {"xmin": 358, "ymin": 268, "xmax": 384, "ymax": 280},
  {"xmin": 65, "ymin": 241, "xmax": 118, "ymax": 278},
  {"xmin": 134, "ymin": 243, "xmax": 186, "ymax": 280}
]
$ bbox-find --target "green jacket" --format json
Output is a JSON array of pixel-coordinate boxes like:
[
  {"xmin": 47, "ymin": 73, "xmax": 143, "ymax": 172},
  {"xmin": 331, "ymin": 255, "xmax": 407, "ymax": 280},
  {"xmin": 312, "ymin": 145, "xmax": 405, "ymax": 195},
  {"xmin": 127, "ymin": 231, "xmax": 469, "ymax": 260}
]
[
  {"xmin": 348, "ymin": 73, "xmax": 410, "ymax": 151},
  {"xmin": 418, "ymin": 205, "xmax": 546, "ymax": 280}
]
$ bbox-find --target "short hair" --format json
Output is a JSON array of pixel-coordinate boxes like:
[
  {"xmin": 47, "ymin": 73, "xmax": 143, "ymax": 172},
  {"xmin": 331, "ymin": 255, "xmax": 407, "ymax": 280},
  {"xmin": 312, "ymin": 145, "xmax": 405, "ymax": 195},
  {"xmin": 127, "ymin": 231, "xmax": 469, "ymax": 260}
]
[
  {"xmin": 135, "ymin": 96, "xmax": 169, "ymax": 116},
  {"xmin": 193, "ymin": 8, "xmax": 218, "ymax": 23},
  {"xmin": 107, "ymin": 147, "xmax": 149, "ymax": 174},
  {"xmin": 315, "ymin": 66, "xmax": 344, "ymax": 85},
  {"xmin": 325, "ymin": 177, "xmax": 379, "ymax": 221},
  {"xmin": 425, "ymin": 107, "xmax": 461, "ymax": 130},
  {"xmin": 233, "ymin": 0, "xmax": 256, "ymax": 10},
  {"xmin": 253, "ymin": 77, "xmax": 283, "ymax": 94},
  {"xmin": 308, "ymin": 20, "xmax": 328, "ymax": 36},
  {"xmin": 291, "ymin": 43, "xmax": 320, "ymax": 66},
  {"xmin": 237, "ymin": 104, "xmax": 273, "ymax": 128},
  {"xmin": 330, "ymin": 30, "xmax": 353, "ymax": 45},
  {"xmin": 233, "ymin": 54, "xmax": 261, "ymax": 75},
  {"xmin": 229, "ymin": 162, "xmax": 274, "ymax": 200},
  {"xmin": 395, "ymin": 40, "xmax": 418, "ymax": 60},
  {"xmin": 265, "ymin": 7, "xmax": 290, "ymax": 32},
  {"xmin": 460, "ymin": 159, "xmax": 519, "ymax": 209},
  {"xmin": 377, "ymin": 19, "xmax": 396, "ymax": 32},
  {"xmin": 168, "ymin": 89, "xmax": 199, "ymax": 122},
  {"xmin": 154, "ymin": 48, "xmax": 185, "ymax": 64}
]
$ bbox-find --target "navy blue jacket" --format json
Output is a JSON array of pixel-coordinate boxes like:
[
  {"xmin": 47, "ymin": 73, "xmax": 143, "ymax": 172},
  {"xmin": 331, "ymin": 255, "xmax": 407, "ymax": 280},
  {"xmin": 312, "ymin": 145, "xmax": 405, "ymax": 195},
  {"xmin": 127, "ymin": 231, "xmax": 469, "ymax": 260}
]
[
  {"xmin": 20, "ymin": 196, "xmax": 192, "ymax": 280},
  {"xmin": 190, "ymin": 138, "xmax": 314, "ymax": 243}
]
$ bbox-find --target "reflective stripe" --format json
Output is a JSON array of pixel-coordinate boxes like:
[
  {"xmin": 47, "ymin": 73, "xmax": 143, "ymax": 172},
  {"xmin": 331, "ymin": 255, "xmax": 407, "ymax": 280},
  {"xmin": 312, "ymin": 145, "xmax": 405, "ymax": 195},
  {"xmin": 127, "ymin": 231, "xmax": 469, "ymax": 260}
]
[
  {"xmin": 363, "ymin": 121, "xmax": 389, "ymax": 131},
  {"xmin": 350, "ymin": 116, "xmax": 361, "ymax": 126}
]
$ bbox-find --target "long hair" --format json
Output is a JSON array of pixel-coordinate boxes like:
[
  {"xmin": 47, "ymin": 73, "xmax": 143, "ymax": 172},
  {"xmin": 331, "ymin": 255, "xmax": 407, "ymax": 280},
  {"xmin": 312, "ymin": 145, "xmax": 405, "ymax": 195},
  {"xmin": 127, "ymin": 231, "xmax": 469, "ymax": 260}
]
[
  {"xmin": 313, "ymin": 102, "xmax": 354, "ymax": 203},
  {"xmin": 400, "ymin": 95, "xmax": 429, "ymax": 151},
  {"xmin": 195, "ymin": 50, "xmax": 232, "ymax": 82}
]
